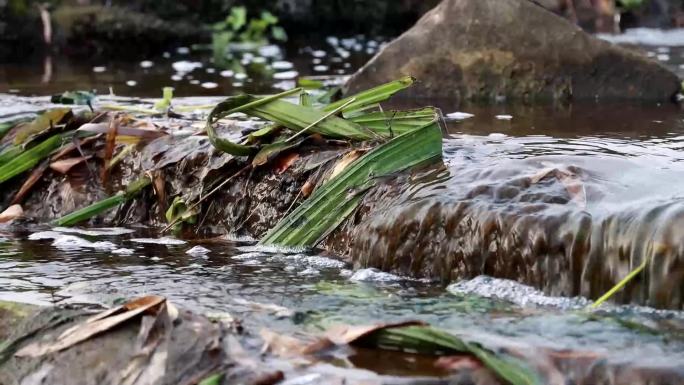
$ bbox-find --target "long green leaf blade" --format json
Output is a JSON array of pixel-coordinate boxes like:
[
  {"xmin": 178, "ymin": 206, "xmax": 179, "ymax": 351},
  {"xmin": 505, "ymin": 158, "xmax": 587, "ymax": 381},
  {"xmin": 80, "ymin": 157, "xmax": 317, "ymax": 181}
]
[
  {"xmin": 54, "ymin": 177, "xmax": 151, "ymax": 226},
  {"xmin": 0, "ymin": 134, "xmax": 64, "ymax": 185}
]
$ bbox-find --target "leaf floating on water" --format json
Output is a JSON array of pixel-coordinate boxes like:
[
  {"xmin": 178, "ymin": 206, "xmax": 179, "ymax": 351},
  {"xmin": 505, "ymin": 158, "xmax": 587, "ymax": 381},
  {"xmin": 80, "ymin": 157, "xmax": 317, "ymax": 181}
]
[
  {"xmin": 0, "ymin": 204, "xmax": 23, "ymax": 223},
  {"xmin": 15, "ymin": 295, "xmax": 166, "ymax": 357}
]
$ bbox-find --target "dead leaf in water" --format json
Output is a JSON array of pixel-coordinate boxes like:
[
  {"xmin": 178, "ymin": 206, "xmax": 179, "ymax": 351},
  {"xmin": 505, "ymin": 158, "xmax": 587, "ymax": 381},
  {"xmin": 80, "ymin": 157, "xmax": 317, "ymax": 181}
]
[
  {"xmin": 325, "ymin": 320, "xmax": 426, "ymax": 345},
  {"xmin": 435, "ymin": 355, "xmax": 484, "ymax": 372},
  {"xmin": 259, "ymin": 329, "xmax": 332, "ymax": 358},
  {"xmin": 529, "ymin": 166, "xmax": 586, "ymax": 209},
  {"xmin": 15, "ymin": 295, "xmax": 166, "ymax": 357},
  {"xmin": 0, "ymin": 204, "xmax": 23, "ymax": 223}
]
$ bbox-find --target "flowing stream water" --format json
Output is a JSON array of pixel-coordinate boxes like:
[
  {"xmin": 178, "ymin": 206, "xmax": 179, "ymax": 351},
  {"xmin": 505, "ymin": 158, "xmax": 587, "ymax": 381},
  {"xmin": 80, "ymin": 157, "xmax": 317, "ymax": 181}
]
[{"xmin": 1, "ymin": 31, "xmax": 684, "ymax": 382}]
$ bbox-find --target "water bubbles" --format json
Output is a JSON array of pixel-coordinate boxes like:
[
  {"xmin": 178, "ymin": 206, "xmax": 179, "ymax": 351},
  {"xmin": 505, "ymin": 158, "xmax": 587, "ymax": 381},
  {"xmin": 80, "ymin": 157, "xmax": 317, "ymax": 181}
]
[
  {"xmin": 92, "ymin": 66, "xmax": 106, "ymax": 73},
  {"xmin": 220, "ymin": 70, "xmax": 235, "ymax": 78},
  {"xmin": 172, "ymin": 61, "xmax": 202, "ymax": 74},
  {"xmin": 313, "ymin": 65, "xmax": 329, "ymax": 72},
  {"xmin": 176, "ymin": 46, "xmax": 190, "ymax": 55},
  {"xmin": 186, "ymin": 246, "xmax": 211, "ymax": 255},
  {"xmin": 139, "ymin": 60, "xmax": 154, "ymax": 68},
  {"xmin": 171, "ymin": 74, "xmax": 183, "ymax": 81},
  {"xmin": 272, "ymin": 60, "xmax": 294, "ymax": 70},
  {"xmin": 200, "ymin": 82, "xmax": 219, "ymax": 89},
  {"xmin": 273, "ymin": 70, "xmax": 298, "ymax": 80},
  {"xmin": 205, "ymin": 67, "xmax": 216, "ymax": 74},
  {"xmin": 189, "ymin": 79, "xmax": 200, "ymax": 85},
  {"xmin": 446, "ymin": 112, "xmax": 474, "ymax": 121},
  {"xmin": 495, "ymin": 114, "xmax": 513, "ymax": 120},
  {"xmin": 130, "ymin": 237, "xmax": 187, "ymax": 246},
  {"xmin": 258, "ymin": 44, "xmax": 281, "ymax": 58},
  {"xmin": 234, "ymin": 73, "xmax": 248, "ymax": 81},
  {"xmin": 312, "ymin": 50, "xmax": 327, "ymax": 58},
  {"xmin": 126, "ymin": 80, "xmax": 137, "ymax": 87}
]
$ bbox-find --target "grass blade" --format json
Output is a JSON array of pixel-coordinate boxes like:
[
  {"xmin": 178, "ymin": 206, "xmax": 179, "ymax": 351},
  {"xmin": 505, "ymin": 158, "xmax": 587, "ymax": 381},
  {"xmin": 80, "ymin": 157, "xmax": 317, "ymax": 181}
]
[
  {"xmin": 325, "ymin": 75, "xmax": 414, "ymax": 114},
  {"xmin": 54, "ymin": 177, "xmax": 151, "ymax": 226},
  {"xmin": 590, "ymin": 258, "xmax": 648, "ymax": 309},
  {"xmin": 0, "ymin": 134, "xmax": 65, "ymax": 185}
]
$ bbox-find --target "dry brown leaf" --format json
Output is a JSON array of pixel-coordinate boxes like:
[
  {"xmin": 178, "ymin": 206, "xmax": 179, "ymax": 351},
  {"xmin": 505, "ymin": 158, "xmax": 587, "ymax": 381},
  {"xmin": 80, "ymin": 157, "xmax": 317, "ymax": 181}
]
[
  {"xmin": 11, "ymin": 160, "xmax": 49, "ymax": 205},
  {"xmin": 327, "ymin": 150, "xmax": 365, "ymax": 181},
  {"xmin": 50, "ymin": 156, "xmax": 90, "ymax": 174},
  {"xmin": 273, "ymin": 153, "xmax": 300, "ymax": 174},
  {"xmin": 259, "ymin": 329, "xmax": 332, "ymax": 358},
  {"xmin": 300, "ymin": 180, "xmax": 315, "ymax": 198},
  {"xmin": 101, "ymin": 117, "xmax": 119, "ymax": 186},
  {"xmin": 554, "ymin": 169, "xmax": 587, "ymax": 209},
  {"xmin": 0, "ymin": 204, "xmax": 23, "ymax": 223},
  {"xmin": 529, "ymin": 167, "xmax": 555, "ymax": 184},
  {"xmin": 325, "ymin": 321, "xmax": 426, "ymax": 346},
  {"xmin": 16, "ymin": 295, "xmax": 166, "ymax": 357}
]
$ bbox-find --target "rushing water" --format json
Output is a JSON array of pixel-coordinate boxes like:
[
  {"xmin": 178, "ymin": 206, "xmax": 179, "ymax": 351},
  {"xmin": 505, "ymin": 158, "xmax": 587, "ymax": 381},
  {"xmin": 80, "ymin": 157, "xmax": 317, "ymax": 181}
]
[{"xmin": 2, "ymin": 29, "xmax": 684, "ymax": 381}]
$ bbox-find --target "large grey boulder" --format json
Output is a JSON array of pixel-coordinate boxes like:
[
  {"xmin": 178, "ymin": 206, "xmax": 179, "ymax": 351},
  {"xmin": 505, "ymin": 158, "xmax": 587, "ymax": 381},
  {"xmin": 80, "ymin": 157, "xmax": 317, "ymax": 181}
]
[{"xmin": 345, "ymin": 0, "xmax": 681, "ymax": 102}]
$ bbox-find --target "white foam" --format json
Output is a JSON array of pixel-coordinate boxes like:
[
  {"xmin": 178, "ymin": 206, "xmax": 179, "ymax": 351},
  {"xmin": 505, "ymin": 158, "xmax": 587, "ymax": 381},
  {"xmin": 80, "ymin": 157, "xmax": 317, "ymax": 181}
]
[
  {"xmin": 445, "ymin": 112, "xmax": 474, "ymax": 121},
  {"xmin": 349, "ymin": 268, "xmax": 404, "ymax": 282},
  {"xmin": 129, "ymin": 237, "xmax": 187, "ymax": 246},
  {"xmin": 495, "ymin": 114, "xmax": 513, "ymax": 120},
  {"xmin": 273, "ymin": 71, "xmax": 299, "ymax": 80},
  {"xmin": 51, "ymin": 235, "xmax": 118, "ymax": 251},
  {"xmin": 186, "ymin": 246, "xmax": 211, "ymax": 256},
  {"xmin": 312, "ymin": 50, "xmax": 327, "ymax": 58},
  {"xmin": 272, "ymin": 61, "xmax": 293, "ymax": 70},
  {"xmin": 201, "ymin": 82, "xmax": 219, "ymax": 89},
  {"xmin": 172, "ymin": 60, "xmax": 202, "ymax": 74},
  {"xmin": 52, "ymin": 227, "xmax": 135, "ymax": 237},
  {"xmin": 111, "ymin": 248, "xmax": 135, "ymax": 255},
  {"xmin": 447, "ymin": 275, "xmax": 590, "ymax": 309},
  {"xmin": 140, "ymin": 60, "xmax": 154, "ymax": 68},
  {"xmin": 220, "ymin": 70, "xmax": 234, "ymax": 78},
  {"xmin": 298, "ymin": 267, "xmax": 321, "ymax": 276},
  {"xmin": 92, "ymin": 66, "xmax": 106, "ymax": 73},
  {"xmin": 258, "ymin": 45, "xmax": 281, "ymax": 58}
]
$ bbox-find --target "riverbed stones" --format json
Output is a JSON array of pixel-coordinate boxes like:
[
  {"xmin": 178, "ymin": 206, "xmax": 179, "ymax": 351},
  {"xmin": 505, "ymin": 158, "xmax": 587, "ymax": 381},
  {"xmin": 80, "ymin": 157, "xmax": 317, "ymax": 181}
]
[{"xmin": 345, "ymin": 0, "xmax": 681, "ymax": 102}]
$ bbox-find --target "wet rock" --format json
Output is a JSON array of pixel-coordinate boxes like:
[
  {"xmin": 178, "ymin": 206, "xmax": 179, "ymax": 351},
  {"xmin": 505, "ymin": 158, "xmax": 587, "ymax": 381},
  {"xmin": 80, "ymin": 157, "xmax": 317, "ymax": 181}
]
[{"xmin": 345, "ymin": 0, "xmax": 681, "ymax": 102}]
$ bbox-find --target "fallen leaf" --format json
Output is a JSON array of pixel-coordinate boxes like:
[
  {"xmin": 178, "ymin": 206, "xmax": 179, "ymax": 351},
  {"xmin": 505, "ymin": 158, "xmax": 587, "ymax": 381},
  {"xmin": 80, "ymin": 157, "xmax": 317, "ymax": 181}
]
[
  {"xmin": 50, "ymin": 156, "xmax": 90, "ymax": 174},
  {"xmin": 101, "ymin": 116, "xmax": 119, "ymax": 186},
  {"xmin": 554, "ymin": 169, "xmax": 586, "ymax": 209},
  {"xmin": 14, "ymin": 108, "xmax": 71, "ymax": 145},
  {"xmin": 259, "ymin": 329, "xmax": 332, "ymax": 358},
  {"xmin": 325, "ymin": 321, "xmax": 426, "ymax": 345},
  {"xmin": 327, "ymin": 149, "xmax": 365, "ymax": 181},
  {"xmin": 11, "ymin": 160, "xmax": 49, "ymax": 205},
  {"xmin": 0, "ymin": 204, "xmax": 23, "ymax": 223},
  {"xmin": 16, "ymin": 295, "xmax": 165, "ymax": 357},
  {"xmin": 529, "ymin": 167, "xmax": 555, "ymax": 184},
  {"xmin": 301, "ymin": 180, "xmax": 315, "ymax": 198},
  {"xmin": 273, "ymin": 152, "xmax": 300, "ymax": 174}
]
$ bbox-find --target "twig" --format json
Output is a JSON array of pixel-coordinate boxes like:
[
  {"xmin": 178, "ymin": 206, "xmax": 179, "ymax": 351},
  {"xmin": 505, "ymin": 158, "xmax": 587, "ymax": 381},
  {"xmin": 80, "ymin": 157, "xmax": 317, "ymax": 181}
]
[
  {"xmin": 285, "ymin": 97, "xmax": 356, "ymax": 143},
  {"xmin": 161, "ymin": 164, "xmax": 252, "ymax": 233}
]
